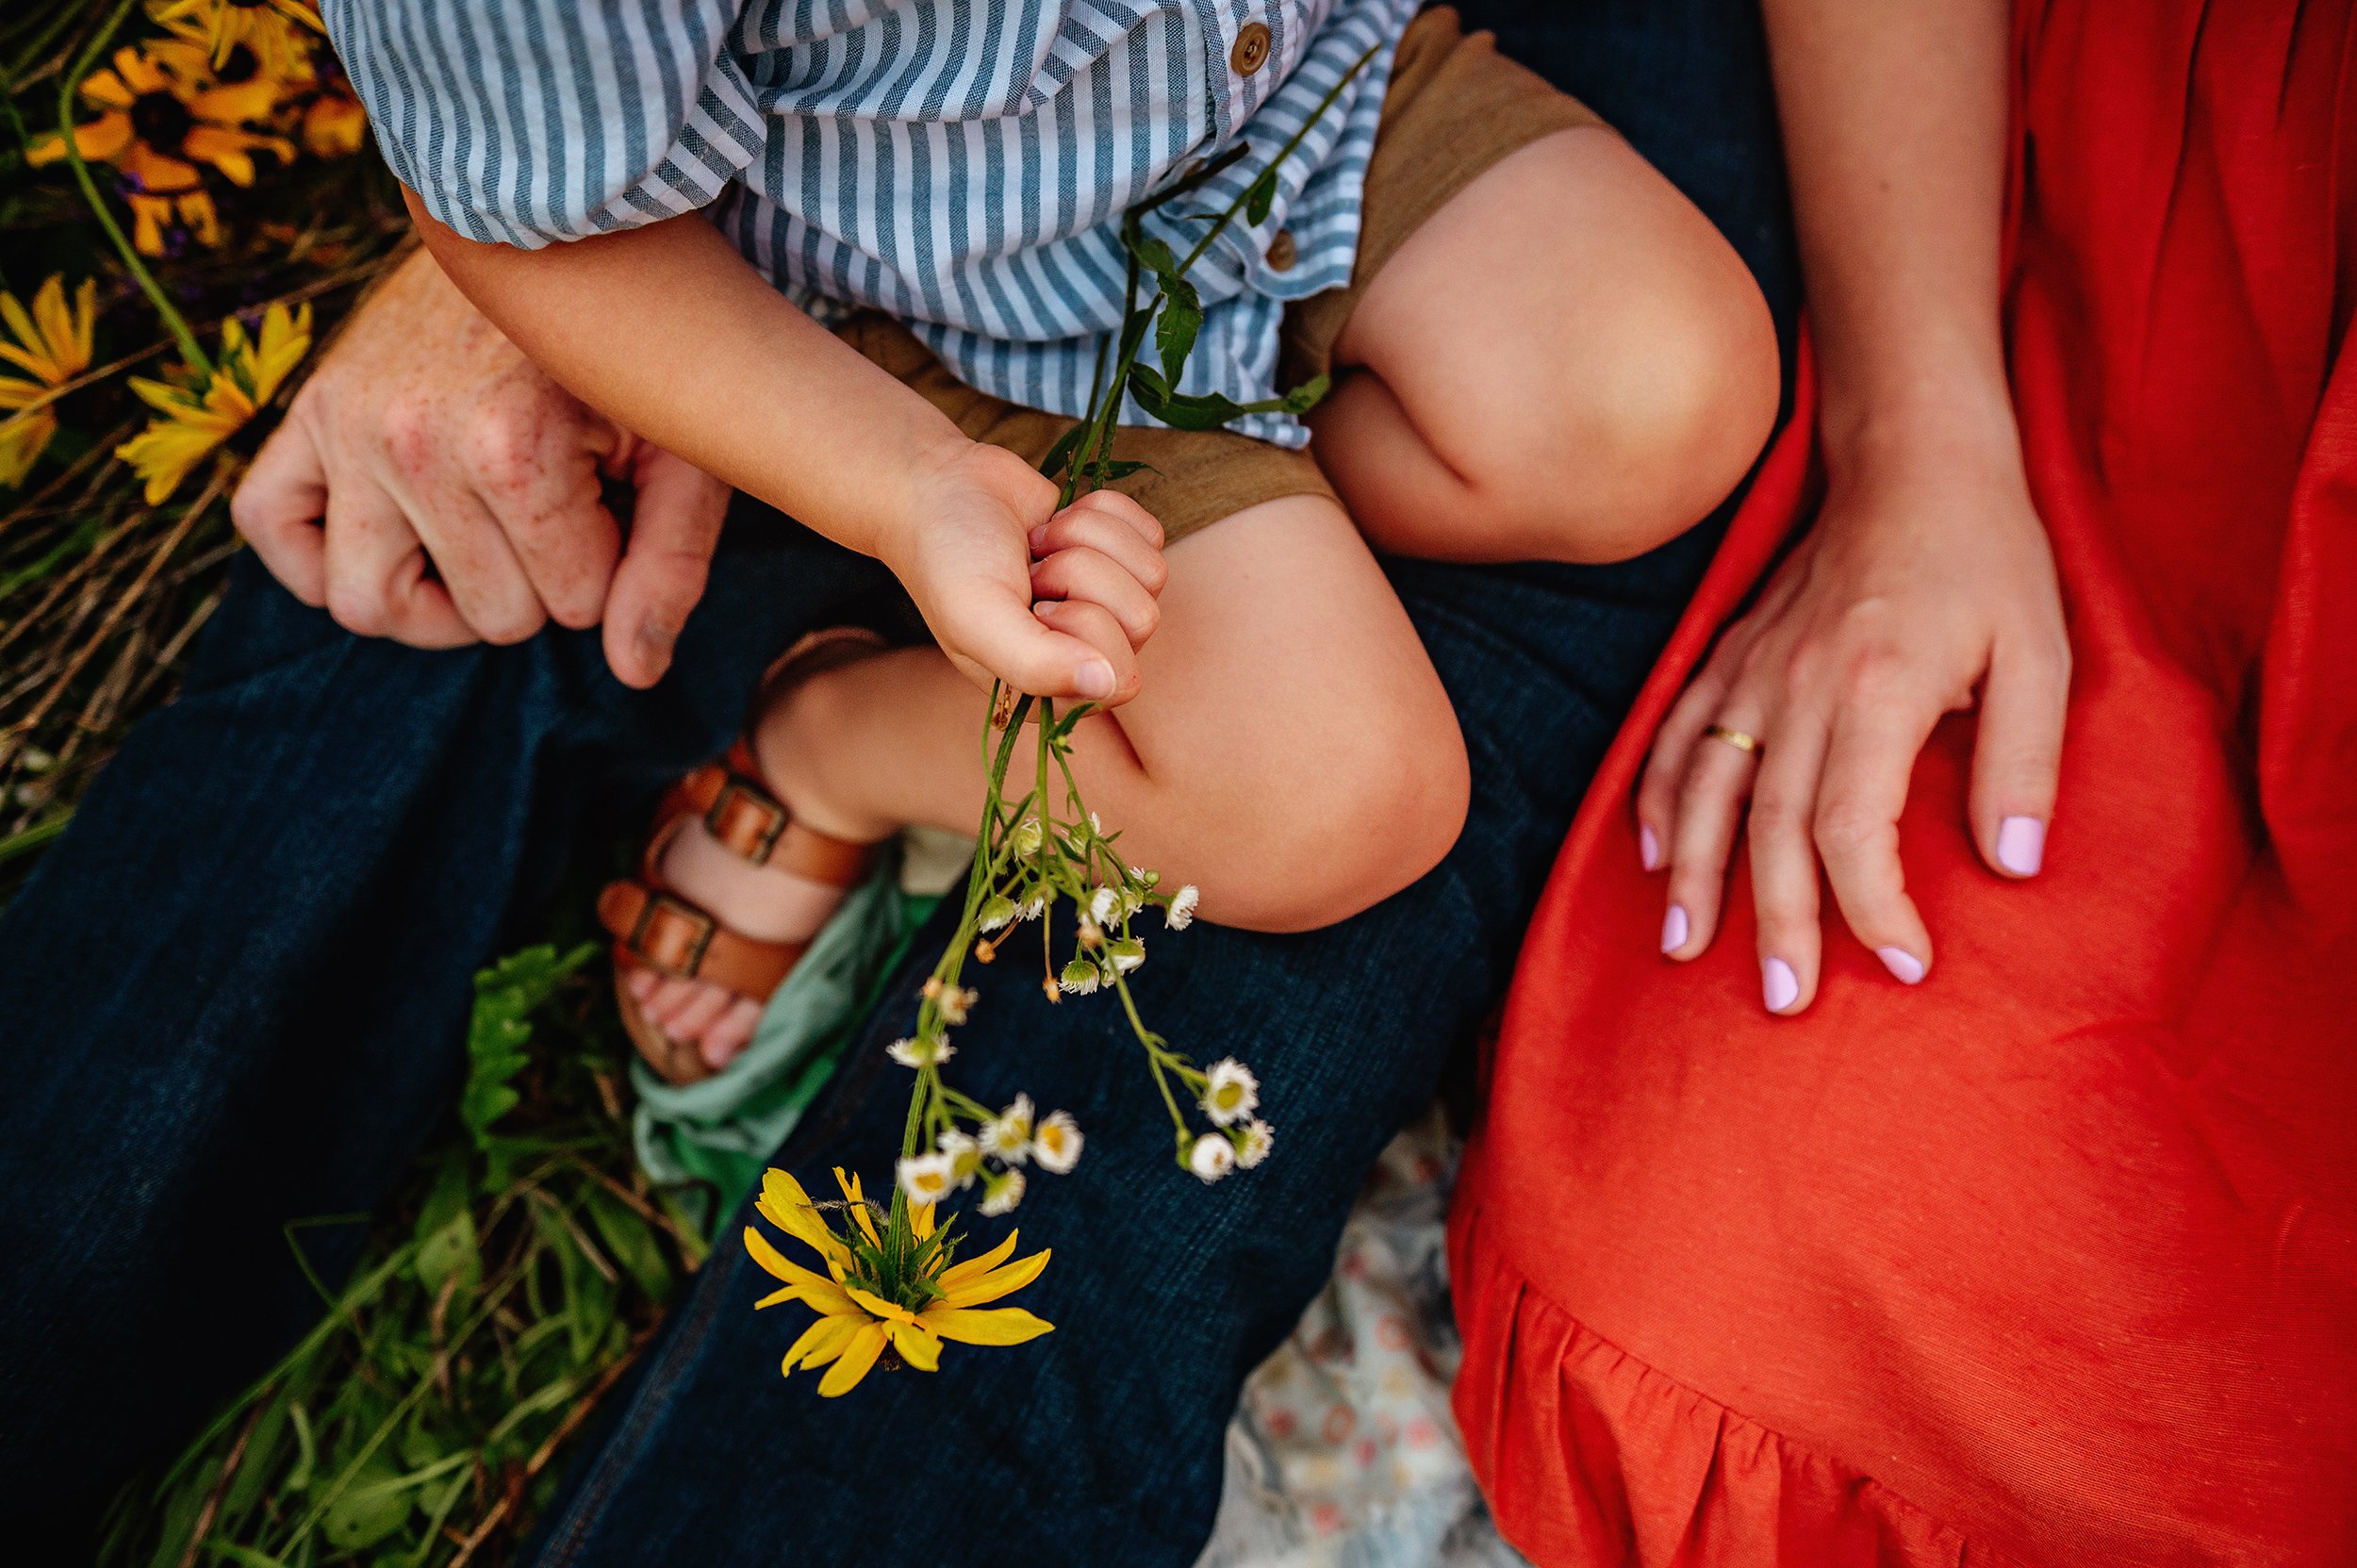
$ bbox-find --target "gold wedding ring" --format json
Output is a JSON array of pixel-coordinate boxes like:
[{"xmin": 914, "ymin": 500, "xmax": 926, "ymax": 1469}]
[{"xmin": 1704, "ymin": 723, "xmax": 1763, "ymax": 755}]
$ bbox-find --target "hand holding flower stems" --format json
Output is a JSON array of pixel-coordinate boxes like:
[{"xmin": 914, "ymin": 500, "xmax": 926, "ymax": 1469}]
[{"xmin": 744, "ymin": 45, "xmax": 1377, "ymax": 1393}]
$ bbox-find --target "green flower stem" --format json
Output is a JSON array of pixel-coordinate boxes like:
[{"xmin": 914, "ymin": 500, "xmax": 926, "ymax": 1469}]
[{"xmin": 56, "ymin": 0, "xmax": 214, "ymax": 378}]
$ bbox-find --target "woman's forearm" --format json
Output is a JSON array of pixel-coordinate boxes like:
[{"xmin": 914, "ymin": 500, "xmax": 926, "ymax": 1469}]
[
  {"xmin": 1761, "ymin": 0, "xmax": 2015, "ymax": 466},
  {"xmin": 405, "ymin": 191, "xmax": 973, "ymax": 567}
]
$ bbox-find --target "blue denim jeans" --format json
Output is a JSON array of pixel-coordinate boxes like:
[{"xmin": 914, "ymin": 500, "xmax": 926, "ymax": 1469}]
[{"xmin": 0, "ymin": 2, "xmax": 1792, "ymax": 1559}]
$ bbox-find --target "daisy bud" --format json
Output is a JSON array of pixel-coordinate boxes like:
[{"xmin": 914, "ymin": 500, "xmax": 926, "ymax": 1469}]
[
  {"xmin": 1200, "ymin": 1058, "xmax": 1259, "ymax": 1127},
  {"xmin": 1088, "ymin": 811, "xmax": 1104, "ymax": 834},
  {"xmin": 979, "ymin": 895, "xmax": 1016, "ymax": 933},
  {"xmin": 1165, "ymin": 884, "xmax": 1200, "ymax": 931},
  {"xmin": 1033, "ymin": 1111, "xmax": 1083, "ymax": 1174},
  {"xmin": 1058, "ymin": 959, "xmax": 1100, "ymax": 996},
  {"xmin": 1077, "ymin": 919, "xmax": 1104, "ymax": 949},
  {"xmin": 1235, "ymin": 1119, "xmax": 1275, "ymax": 1169},
  {"xmin": 938, "ymin": 985, "xmax": 978, "ymax": 1025},
  {"xmin": 886, "ymin": 1035, "xmax": 955, "ymax": 1070},
  {"xmin": 1010, "ymin": 817, "xmax": 1044, "ymax": 856},
  {"xmin": 1043, "ymin": 976, "xmax": 1063, "ymax": 1003},
  {"xmin": 1120, "ymin": 885, "xmax": 1146, "ymax": 916},
  {"xmin": 980, "ymin": 1167, "xmax": 1027, "ymax": 1216},
  {"xmin": 975, "ymin": 939, "xmax": 997, "ymax": 964},
  {"xmin": 1019, "ymin": 893, "xmax": 1049, "ymax": 922},
  {"xmin": 979, "ymin": 1094, "xmax": 1035, "ymax": 1164},
  {"xmin": 1107, "ymin": 937, "xmax": 1146, "ymax": 974},
  {"xmin": 1088, "ymin": 885, "xmax": 1119, "ymax": 926},
  {"xmin": 1189, "ymin": 1133, "xmax": 1235, "ymax": 1182},
  {"xmin": 897, "ymin": 1151, "xmax": 958, "ymax": 1205}
]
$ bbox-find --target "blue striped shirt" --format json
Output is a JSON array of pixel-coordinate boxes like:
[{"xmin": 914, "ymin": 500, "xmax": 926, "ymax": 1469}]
[{"xmin": 323, "ymin": 0, "xmax": 1420, "ymax": 446}]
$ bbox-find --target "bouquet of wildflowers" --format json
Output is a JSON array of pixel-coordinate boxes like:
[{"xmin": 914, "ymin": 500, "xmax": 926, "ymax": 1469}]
[{"xmin": 741, "ymin": 50, "xmax": 1376, "ymax": 1395}]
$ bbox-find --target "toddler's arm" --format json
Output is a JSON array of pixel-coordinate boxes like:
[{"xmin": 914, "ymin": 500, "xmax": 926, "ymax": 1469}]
[{"xmin": 409, "ymin": 193, "xmax": 1161, "ymax": 704}]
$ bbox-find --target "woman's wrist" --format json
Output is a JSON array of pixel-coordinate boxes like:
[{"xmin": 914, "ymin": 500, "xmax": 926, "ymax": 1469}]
[{"xmin": 1817, "ymin": 352, "xmax": 2023, "ymax": 492}]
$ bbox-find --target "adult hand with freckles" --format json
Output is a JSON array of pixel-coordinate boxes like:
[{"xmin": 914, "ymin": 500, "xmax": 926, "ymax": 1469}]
[{"xmin": 230, "ymin": 245, "xmax": 731, "ymax": 688}]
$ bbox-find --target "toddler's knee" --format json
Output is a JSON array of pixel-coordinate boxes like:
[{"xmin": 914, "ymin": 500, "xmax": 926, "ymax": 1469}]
[
  {"xmin": 1211, "ymin": 706, "xmax": 1471, "ymax": 933},
  {"xmin": 1483, "ymin": 244, "xmax": 1781, "ymax": 563}
]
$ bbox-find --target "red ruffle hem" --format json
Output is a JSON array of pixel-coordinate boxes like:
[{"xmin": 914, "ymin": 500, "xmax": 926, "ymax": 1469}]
[{"xmin": 1448, "ymin": 2, "xmax": 2357, "ymax": 1562}]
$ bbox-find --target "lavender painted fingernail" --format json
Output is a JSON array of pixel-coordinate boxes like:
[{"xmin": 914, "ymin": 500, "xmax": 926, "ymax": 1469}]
[
  {"xmin": 1763, "ymin": 956, "xmax": 1800, "ymax": 1013},
  {"xmin": 1661, "ymin": 903, "xmax": 1689, "ymax": 954},
  {"xmin": 1639, "ymin": 824, "xmax": 1661, "ymax": 871},
  {"xmin": 1997, "ymin": 816, "xmax": 2046, "ymax": 876},
  {"xmin": 1877, "ymin": 946, "xmax": 1926, "ymax": 984}
]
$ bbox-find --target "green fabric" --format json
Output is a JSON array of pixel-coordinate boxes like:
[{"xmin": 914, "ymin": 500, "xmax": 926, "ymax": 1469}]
[{"xmin": 631, "ymin": 842, "xmax": 940, "ymax": 1233}]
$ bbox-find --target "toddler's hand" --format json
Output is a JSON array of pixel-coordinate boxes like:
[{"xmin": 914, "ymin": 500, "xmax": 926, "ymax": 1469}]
[{"xmin": 886, "ymin": 442, "xmax": 1168, "ymax": 706}]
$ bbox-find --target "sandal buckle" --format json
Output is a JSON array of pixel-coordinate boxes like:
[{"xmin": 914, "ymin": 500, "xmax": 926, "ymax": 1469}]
[
  {"xmin": 632, "ymin": 892, "xmax": 717, "ymax": 976},
  {"xmin": 705, "ymin": 777, "xmax": 787, "ymax": 865}
]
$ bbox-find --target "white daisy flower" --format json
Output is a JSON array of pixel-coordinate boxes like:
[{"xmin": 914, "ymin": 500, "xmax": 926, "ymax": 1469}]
[
  {"xmin": 886, "ymin": 1035, "xmax": 954, "ymax": 1070},
  {"xmin": 936, "ymin": 1129, "xmax": 982, "ymax": 1188},
  {"xmin": 979, "ymin": 1094, "xmax": 1036, "ymax": 1163},
  {"xmin": 1032, "ymin": 1111, "xmax": 1083, "ymax": 1174},
  {"xmin": 1088, "ymin": 811, "xmax": 1104, "ymax": 834},
  {"xmin": 1018, "ymin": 892, "xmax": 1048, "ymax": 922},
  {"xmin": 1165, "ymin": 884, "xmax": 1200, "ymax": 931},
  {"xmin": 1107, "ymin": 937, "xmax": 1146, "ymax": 974},
  {"xmin": 1058, "ymin": 959, "xmax": 1101, "ymax": 996},
  {"xmin": 1088, "ymin": 885, "xmax": 1119, "ymax": 926},
  {"xmin": 1235, "ymin": 1119, "xmax": 1275, "ymax": 1169},
  {"xmin": 980, "ymin": 1167, "xmax": 1027, "ymax": 1216},
  {"xmin": 937, "ymin": 985, "xmax": 978, "ymax": 1026},
  {"xmin": 896, "ymin": 1151, "xmax": 959, "ymax": 1205},
  {"xmin": 978, "ymin": 896, "xmax": 1016, "ymax": 933},
  {"xmin": 1189, "ymin": 1133, "xmax": 1235, "ymax": 1182},
  {"xmin": 1199, "ymin": 1058, "xmax": 1260, "ymax": 1127}
]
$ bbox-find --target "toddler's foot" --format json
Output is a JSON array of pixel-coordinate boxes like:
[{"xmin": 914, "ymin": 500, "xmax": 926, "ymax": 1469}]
[{"xmin": 604, "ymin": 630, "xmax": 889, "ymax": 1079}]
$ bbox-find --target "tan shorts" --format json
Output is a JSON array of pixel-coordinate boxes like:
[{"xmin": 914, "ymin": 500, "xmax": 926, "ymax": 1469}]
[{"xmin": 835, "ymin": 6, "xmax": 1603, "ymax": 544}]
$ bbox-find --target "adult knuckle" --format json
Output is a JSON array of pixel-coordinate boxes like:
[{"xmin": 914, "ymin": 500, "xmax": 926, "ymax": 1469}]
[
  {"xmin": 466, "ymin": 406, "xmax": 541, "ymax": 494},
  {"xmin": 380, "ymin": 396, "xmax": 437, "ymax": 480},
  {"xmin": 1812, "ymin": 799, "xmax": 1884, "ymax": 857},
  {"xmin": 1748, "ymin": 788, "xmax": 1808, "ymax": 839},
  {"xmin": 475, "ymin": 602, "xmax": 546, "ymax": 646},
  {"xmin": 324, "ymin": 585, "xmax": 388, "ymax": 637}
]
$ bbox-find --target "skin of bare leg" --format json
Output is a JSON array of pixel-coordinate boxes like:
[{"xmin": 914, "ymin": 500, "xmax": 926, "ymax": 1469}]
[{"xmin": 1309, "ymin": 124, "xmax": 1781, "ymax": 565}]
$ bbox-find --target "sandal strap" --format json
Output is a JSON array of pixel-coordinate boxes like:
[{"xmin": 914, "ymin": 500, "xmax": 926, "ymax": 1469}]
[
  {"xmin": 662, "ymin": 740, "xmax": 873, "ymax": 887},
  {"xmin": 597, "ymin": 880, "xmax": 803, "ymax": 1000}
]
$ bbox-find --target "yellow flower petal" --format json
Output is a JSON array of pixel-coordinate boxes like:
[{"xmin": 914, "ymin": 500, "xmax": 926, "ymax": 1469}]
[
  {"xmin": 80, "ymin": 66, "xmax": 136, "ymax": 107},
  {"xmin": 886, "ymin": 1319, "xmax": 943, "ymax": 1372},
  {"xmin": 921, "ymin": 1306, "xmax": 1055, "ymax": 1346},
  {"xmin": 835, "ymin": 1167, "xmax": 882, "ymax": 1246},
  {"xmin": 742, "ymin": 1227, "xmax": 837, "ymax": 1298},
  {"xmin": 0, "ymin": 410, "xmax": 59, "ymax": 488},
  {"xmin": 816, "ymin": 1323, "xmax": 889, "ymax": 1396},
  {"xmin": 780, "ymin": 1313, "xmax": 865, "ymax": 1376},
  {"xmin": 938, "ymin": 1246, "xmax": 1050, "ymax": 1310},
  {"xmin": 935, "ymin": 1230, "xmax": 1019, "ymax": 1289},
  {"xmin": 842, "ymin": 1283, "xmax": 918, "ymax": 1325},
  {"xmin": 912, "ymin": 1200, "xmax": 935, "ymax": 1241}
]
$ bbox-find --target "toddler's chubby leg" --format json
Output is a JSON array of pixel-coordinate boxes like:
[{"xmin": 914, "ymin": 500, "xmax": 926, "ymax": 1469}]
[
  {"xmin": 1311, "ymin": 124, "xmax": 1780, "ymax": 565},
  {"xmin": 635, "ymin": 494, "xmax": 1469, "ymax": 1063}
]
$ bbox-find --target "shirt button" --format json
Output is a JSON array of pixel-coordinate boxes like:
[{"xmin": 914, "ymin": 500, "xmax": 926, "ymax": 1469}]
[
  {"xmin": 1231, "ymin": 22, "xmax": 1272, "ymax": 77},
  {"xmin": 1266, "ymin": 229, "xmax": 1297, "ymax": 271}
]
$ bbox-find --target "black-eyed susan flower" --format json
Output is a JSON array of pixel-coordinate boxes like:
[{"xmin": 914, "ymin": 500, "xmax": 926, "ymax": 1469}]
[
  {"xmin": 117, "ymin": 300, "xmax": 310, "ymax": 503},
  {"xmin": 0, "ymin": 277, "xmax": 97, "ymax": 489},
  {"xmin": 298, "ymin": 52, "xmax": 367, "ymax": 158},
  {"xmin": 745, "ymin": 1168, "xmax": 1052, "ymax": 1395},
  {"xmin": 28, "ymin": 44, "xmax": 294, "ymax": 256},
  {"xmin": 149, "ymin": 0, "xmax": 325, "ymax": 78}
]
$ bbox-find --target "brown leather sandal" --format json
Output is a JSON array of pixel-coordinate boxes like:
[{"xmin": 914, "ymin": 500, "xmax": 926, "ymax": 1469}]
[{"xmin": 598, "ymin": 628, "xmax": 885, "ymax": 1084}]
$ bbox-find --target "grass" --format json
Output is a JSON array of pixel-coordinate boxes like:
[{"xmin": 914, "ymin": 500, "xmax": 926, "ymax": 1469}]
[{"xmin": 2, "ymin": 7, "xmax": 697, "ymax": 1560}]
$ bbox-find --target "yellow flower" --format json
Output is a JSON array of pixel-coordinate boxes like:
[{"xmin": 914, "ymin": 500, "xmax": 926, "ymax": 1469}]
[
  {"xmin": 117, "ymin": 300, "xmax": 311, "ymax": 503},
  {"xmin": 744, "ymin": 1166, "xmax": 1053, "ymax": 1396},
  {"xmin": 150, "ymin": 0, "xmax": 325, "ymax": 78},
  {"xmin": 27, "ymin": 44, "xmax": 295, "ymax": 256},
  {"xmin": 0, "ymin": 277, "xmax": 98, "ymax": 489},
  {"xmin": 299, "ymin": 55, "xmax": 368, "ymax": 158}
]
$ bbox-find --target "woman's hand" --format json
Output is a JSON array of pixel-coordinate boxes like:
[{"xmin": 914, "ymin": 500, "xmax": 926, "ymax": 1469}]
[
  {"xmin": 1636, "ymin": 411, "xmax": 2070, "ymax": 1013},
  {"xmin": 882, "ymin": 440, "xmax": 1168, "ymax": 708}
]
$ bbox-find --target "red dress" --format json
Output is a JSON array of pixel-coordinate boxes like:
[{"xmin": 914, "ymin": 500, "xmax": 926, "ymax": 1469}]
[{"xmin": 1446, "ymin": 3, "xmax": 2357, "ymax": 1561}]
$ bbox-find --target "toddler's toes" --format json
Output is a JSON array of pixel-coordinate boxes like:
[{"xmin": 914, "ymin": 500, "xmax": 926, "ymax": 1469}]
[
  {"xmin": 665, "ymin": 981, "xmax": 734, "ymax": 1043},
  {"xmin": 639, "ymin": 974, "xmax": 701, "ymax": 1031},
  {"xmin": 697, "ymin": 999, "xmax": 764, "ymax": 1069},
  {"xmin": 624, "ymin": 967, "xmax": 658, "ymax": 1003}
]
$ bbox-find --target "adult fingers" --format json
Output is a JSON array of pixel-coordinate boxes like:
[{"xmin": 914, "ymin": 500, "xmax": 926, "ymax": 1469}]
[
  {"xmin": 320, "ymin": 487, "xmax": 473, "ymax": 647},
  {"xmin": 1970, "ymin": 623, "xmax": 2071, "ymax": 879},
  {"xmin": 1661, "ymin": 709, "xmax": 1767, "ymax": 961},
  {"xmin": 1637, "ymin": 656, "xmax": 1737, "ymax": 872},
  {"xmin": 464, "ymin": 399, "xmax": 623, "ymax": 633},
  {"xmin": 1745, "ymin": 705, "xmax": 1832, "ymax": 1014},
  {"xmin": 1029, "ymin": 547, "xmax": 1161, "ymax": 647},
  {"xmin": 1026, "ymin": 503, "xmax": 1168, "ymax": 594},
  {"xmin": 231, "ymin": 414, "xmax": 331, "ymax": 606},
  {"xmin": 604, "ymin": 446, "xmax": 730, "ymax": 687},
  {"xmin": 407, "ymin": 487, "xmax": 549, "ymax": 647},
  {"xmin": 1814, "ymin": 684, "xmax": 1943, "ymax": 986}
]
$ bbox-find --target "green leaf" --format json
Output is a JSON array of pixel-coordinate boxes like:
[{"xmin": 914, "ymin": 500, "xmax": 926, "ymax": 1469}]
[
  {"xmin": 1153, "ymin": 281, "xmax": 1201, "ymax": 387},
  {"xmin": 201, "ymin": 1545, "xmax": 293, "ymax": 1568},
  {"xmin": 1126, "ymin": 365, "xmax": 1249, "ymax": 432},
  {"xmin": 1279, "ymin": 370, "xmax": 1332, "ymax": 416},
  {"xmin": 1244, "ymin": 168, "xmax": 1278, "ymax": 226},
  {"xmin": 1087, "ymin": 458, "xmax": 1152, "ymax": 483},
  {"xmin": 411, "ymin": 1158, "xmax": 481, "ymax": 1300},
  {"xmin": 1131, "ymin": 236, "xmax": 1184, "ymax": 291},
  {"xmin": 583, "ymin": 1182, "xmax": 673, "ymax": 1303},
  {"xmin": 320, "ymin": 1462, "xmax": 412, "ymax": 1554},
  {"xmin": 1038, "ymin": 420, "xmax": 1088, "ymax": 481},
  {"xmin": 460, "ymin": 942, "xmax": 595, "ymax": 1151}
]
